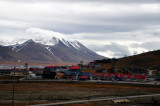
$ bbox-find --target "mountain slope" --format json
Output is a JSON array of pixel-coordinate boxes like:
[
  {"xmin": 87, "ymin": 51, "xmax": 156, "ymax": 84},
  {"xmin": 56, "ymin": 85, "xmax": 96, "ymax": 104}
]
[
  {"xmin": 11, "ymin": 39, "xmax": 63, "ymax": 62},
  {"xmin": 48, "ymin": 38, "xmax": 105, "ymax": 63},
  {"xmin": 118, "ymin": 50, "xmax": 160, "ymax": 69},
  {"xmin": 0, "ymin": 46, "xmax": 29, "ymax": 62},
  {"xmin": 99, "ymin": 50, "xmax": 160, "ymax": 70}
]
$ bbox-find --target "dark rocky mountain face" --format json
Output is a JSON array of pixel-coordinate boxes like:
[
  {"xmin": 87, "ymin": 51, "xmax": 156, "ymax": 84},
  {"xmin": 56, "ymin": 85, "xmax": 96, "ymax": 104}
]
[
  {"xmin": 0, "ymin": 46, "xmax": 29, "ymax": 62},
  {"xmin": 48, "ymin": 40, "xmax": 105, "ymax": 63},
  {"xmin": 11, "ymin": 39, "xmax": 63, "ymax": 62},
  {"xmin": 1, "ymin": 38, "xmax": 106, "ymax": 63}
]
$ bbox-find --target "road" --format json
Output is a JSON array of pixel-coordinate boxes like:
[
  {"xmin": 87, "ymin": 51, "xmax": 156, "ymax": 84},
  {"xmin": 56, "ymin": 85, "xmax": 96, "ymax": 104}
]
[
  {"xmin": 30, "ymin": 93, "xmax": 160, "ymax": 106},
  {"xmin": 86, "ymin": 79, "xmax": 160, "ymax": 85}
]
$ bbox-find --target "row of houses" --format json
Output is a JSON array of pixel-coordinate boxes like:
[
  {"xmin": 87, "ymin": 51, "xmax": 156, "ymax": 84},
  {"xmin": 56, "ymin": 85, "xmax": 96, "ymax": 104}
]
[
  {"xmin": 42, "ymin": 65, "xmax": 148, "ymax": 81},
  {"xmin": 0, "ymin": 58, "xmax": 160, "ymax": 81},
  {"xmin": 43, "ymin": 65, "xmax": 92, "ymax": 80}
]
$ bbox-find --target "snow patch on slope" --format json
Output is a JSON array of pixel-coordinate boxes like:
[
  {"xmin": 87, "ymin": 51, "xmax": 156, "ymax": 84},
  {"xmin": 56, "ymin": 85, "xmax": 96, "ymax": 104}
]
[
  {"xmin": 11, "ymin": 43, "xmax": 20, "ymax": 50},
  {"xmin": 45, "ymin": 46, "xmax": 54, "ymax": 55},
  {"xmin": 69, "ymin": 41, "xmax": 81, "ymax": 50},
  {"xmin": 61, "ymin": 38, "xmax": 70, "ymax": 47},
  {"xmin": 14, "ymin": 40, "xmax": 32, "ymax": 52},
  {"xmin": 11, "ymin": 39, "xmax": 32, "ymax": 52}
]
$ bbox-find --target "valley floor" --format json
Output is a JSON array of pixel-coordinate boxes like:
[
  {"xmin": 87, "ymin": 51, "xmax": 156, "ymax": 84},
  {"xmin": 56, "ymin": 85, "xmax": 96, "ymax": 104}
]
[{"xmin": 0, "ymin": 81, "xmax": 160, "ymax": 106}]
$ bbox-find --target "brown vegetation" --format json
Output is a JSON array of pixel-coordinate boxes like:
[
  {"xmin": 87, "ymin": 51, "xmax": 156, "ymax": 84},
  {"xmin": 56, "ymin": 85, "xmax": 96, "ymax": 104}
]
[
  {"xmin": 100, "ymin": 50, "xmax": 160, "ymax": 70},
  {"xmin": 0, "ymin": 81, "xmax": 160, "ymax": 106}
]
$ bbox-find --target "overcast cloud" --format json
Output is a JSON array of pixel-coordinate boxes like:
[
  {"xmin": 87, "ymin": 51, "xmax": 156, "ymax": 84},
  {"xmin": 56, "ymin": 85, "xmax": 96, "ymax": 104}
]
[{"xmin": 0, "ymin": 0, "xmax": 160, "ymax": 58}]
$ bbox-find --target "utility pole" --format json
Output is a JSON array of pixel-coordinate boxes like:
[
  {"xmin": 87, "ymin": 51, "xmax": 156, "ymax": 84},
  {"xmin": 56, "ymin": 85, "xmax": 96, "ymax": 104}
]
[
  {"xmin": 12, "ymin": 67, "xmax": 15, "ymax": 106},
  {"xmin": 12, "ymin": 60, "xmax": 20, "ymax": 106},
  {"xmin": 111, "ymin": 58, "xmax": 115, "ymax": 73},
  {"xmin": 137, "ymin": 88, "xmax": 139, "ymax": 104},
  {"xmin": 88, "ymin": 89, "xmax": 90, "ymax": 101}
]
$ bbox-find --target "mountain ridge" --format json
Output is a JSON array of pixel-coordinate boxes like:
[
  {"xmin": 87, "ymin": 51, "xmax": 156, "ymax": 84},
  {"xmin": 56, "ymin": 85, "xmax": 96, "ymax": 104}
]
[{"xmin": 0, "ymin": 37, "xmax": 106, "ymax": 63}]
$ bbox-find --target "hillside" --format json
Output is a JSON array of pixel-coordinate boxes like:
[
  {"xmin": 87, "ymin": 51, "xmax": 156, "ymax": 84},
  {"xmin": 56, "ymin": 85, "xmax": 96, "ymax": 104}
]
[
  {"xmin": 0, "ymin": 46, "xmax": 29, "ymax": 62},
  {"xmin": 118, "ymin": 50, "xmax": 160, "ymax": 69},
  {"xmin": 101, "ymin": 50, "xmax": 160, "ymax": 70}
]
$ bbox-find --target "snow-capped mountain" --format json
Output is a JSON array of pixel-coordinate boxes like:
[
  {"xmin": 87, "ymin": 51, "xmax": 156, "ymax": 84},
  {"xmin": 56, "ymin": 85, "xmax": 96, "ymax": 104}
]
[
  {"xmin": 47, "ymin": 37, "xmax": 104, "ymax": 63},
  {"xmin": 9, "ymin": 39, "xmax": 63, "ymax": 62},
  {"xmin": 0, "ymin": 28, "xmax": 106, "ymax": 63},
  {"xmin": 5, "ymin": 37, "xmax": 105, "ymax": 63}
]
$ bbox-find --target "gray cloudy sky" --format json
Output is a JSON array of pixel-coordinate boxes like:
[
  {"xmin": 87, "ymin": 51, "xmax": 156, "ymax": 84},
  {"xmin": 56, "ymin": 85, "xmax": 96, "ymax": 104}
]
[{"xmin": 0, "ymin": 0, "xmax": 160, "ymax": 58}]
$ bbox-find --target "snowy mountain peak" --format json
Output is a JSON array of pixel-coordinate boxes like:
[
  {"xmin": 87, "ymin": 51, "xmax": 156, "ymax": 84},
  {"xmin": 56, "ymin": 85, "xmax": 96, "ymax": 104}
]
[
  {"xmin": 25, "ymin": 28, "xmax": 77, "ymax": 46},
  {"xmin": 0, "ymin": 28, "xmax": 82, "ymax": 49},
  {"xmin": 8, "ymin": 37, "xmax": 84, "ymax": 53},
  {"xmin": 1, "ymin": 27, "xmax": 98, "ymax": 54},
  {"xmin": 0, "ymin": 28, "xmax": 106, "ymax": 63},
  {"xmin": 26, "ymin": 27, "xmax": 66, "ymax": 41},
  {"xmin": 52, "ymin": 37, "xmax": 60, "ymax": 45},
  {"xmin": 27, "ymin": 39, "xmax": 34, "ymax": 43}
]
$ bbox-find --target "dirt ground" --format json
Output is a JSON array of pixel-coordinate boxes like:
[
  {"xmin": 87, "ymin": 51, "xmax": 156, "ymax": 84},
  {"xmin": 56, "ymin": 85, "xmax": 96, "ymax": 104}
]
[{"xmin": 0, "ymin": 81, "xmax": 160, "ymax": 106}]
